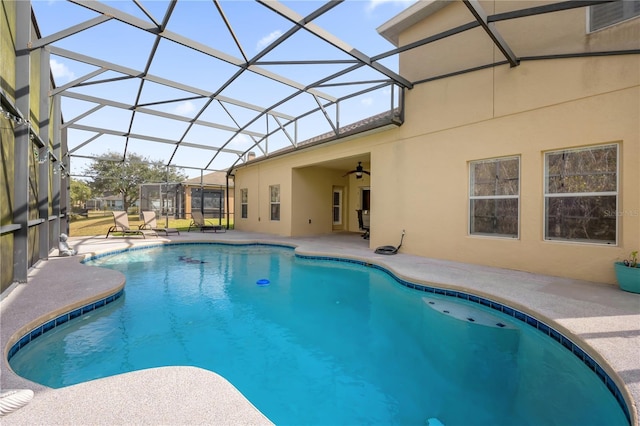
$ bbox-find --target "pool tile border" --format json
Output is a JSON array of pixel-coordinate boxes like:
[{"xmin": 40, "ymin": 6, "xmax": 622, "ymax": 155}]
[
  {"xmin": 7, "ymin": 243, "xmax": 630, "ymax": 425},
  {"xmin": 9, "ymin": 243, "xmax": 293, "ymax": 361},
  {"xmin": 80, "ymin": 241, "xmax": 295, "ymax": 263},
  {"xmin": 297, "ymin": 253, "xmax": 632, "ymax": 425},
  {"xmin": 7, "ymin": 289, "xmax": 124, "ymax": 362}
]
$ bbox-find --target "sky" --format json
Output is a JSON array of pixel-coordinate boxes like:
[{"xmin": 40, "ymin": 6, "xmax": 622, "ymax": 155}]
[{"xmin": 31, "ymin": 0, "xmax": 418, "ymax": 178}]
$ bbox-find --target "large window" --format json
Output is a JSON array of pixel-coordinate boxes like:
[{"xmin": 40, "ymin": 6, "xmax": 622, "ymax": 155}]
[
  {"xmin": 241, "ymin": 188, "xmax": 248, "ymax": 219},
  {"xmin": 469, "ymin": 156, "xmax": 519, "ymax": 238},
  {"xmin": 544, "ymin": 144, "xmax": 618, "ymax": 244},
  {"xmin": 590, "ymin": 1, "xmax": 640, "ymax": 32},
  {"xmin": 270, "ymin": 185, "xmax": 280, "ymax": 221}
]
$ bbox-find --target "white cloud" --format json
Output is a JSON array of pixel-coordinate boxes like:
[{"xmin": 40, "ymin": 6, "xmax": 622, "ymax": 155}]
[
  {"xmin": 256, "ymin": 30, "xmax": 283, "ymax": 51},
  {"xmin": 50, "ymin": 59, "xmax": 75, "ymax": 83},
  {"xmin": 173, "ymin": 101, "xmax": 196, "ymax": 116},
  {"xmin": 228, "ymin": 133, "xmax": 251, "ymax": 150},
  {"xmin": 361, "ymin": 97, "xmax": 374, "ymax": 107}
]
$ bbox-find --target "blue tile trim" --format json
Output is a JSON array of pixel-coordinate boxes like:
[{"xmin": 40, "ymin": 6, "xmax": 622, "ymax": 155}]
[
  {"xmin": 81, "ymin": 241, "xmax": 295, "ymax": 263},
  {"xmin": 7, "ymin": 289, "xmax": 124, "ymax": 362},
  {"xmin": 296, "ymin": 253, "xmax": 632, "ymax": 425},
  {"xmin": 44, "ymin": 243, "xmax": 630, "ymax": 425}
]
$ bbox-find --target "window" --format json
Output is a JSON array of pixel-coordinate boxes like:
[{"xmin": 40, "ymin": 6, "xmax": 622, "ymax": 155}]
[
  {"xmin": 361, "ymin": 188, "xmax": 370, "ymax": 211},
  {"xmin": 241, "ymin": 188, "xmax": 248, "ymax": 219},
  {"xmin": 544, "ymin": 144, "xmax": 617, "ymax": 244},
  {"xmin": 469, "ymin": 156, "xmax": 519, "ymax": 238},
  {"xmin": 270, "ymin": 184, "xmax": 280, "ymax": 221},
  {"xmin": 590, "ymin": 1, "xmax": 640, "ymax": 32},
  {"xmin": 332, "ymin": 188, "xmax": 342, "ymax": 225}
]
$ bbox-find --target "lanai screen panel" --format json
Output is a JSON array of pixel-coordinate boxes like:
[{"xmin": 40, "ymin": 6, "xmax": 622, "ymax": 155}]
[{"xmin": 28, "ymin": 0, "xmax": 636, "ymax": 178}]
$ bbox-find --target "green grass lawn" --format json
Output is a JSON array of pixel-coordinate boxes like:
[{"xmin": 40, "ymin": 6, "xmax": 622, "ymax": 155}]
[{"xmin": 69, "ymin": 211, "xmax": 232, "ymax": 237}]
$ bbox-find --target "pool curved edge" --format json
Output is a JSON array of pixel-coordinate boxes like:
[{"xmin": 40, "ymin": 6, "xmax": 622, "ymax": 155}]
[
  {"xmin": 292, "ymin": 247, "xmax": 636, "ymax": 426},
  {"xmin": 1, "ymin": 256, "xmax": 127, "ymax": 391},
  {"xmin": 2, "ymin": 240, "xmax": 636, "ymax": 425}
]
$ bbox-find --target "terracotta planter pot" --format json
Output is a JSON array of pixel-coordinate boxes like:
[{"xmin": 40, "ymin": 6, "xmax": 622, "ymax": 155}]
[{"xmin": 614, "ymin": 262, "xmax": 640, "ymax": 294}]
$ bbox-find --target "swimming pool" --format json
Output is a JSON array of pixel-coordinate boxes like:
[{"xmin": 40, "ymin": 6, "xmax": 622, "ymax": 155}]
[{"xmin": 9, "ymin": 244, "xmax": 629, "ymax": 425}]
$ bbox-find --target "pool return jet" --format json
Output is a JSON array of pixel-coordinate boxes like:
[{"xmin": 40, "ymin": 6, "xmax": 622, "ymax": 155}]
[{"xmin": 375, "ymin": 230, "xmax": 405, "ymax": 255}]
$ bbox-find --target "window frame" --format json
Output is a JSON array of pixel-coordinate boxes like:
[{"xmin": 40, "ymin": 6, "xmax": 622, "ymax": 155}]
[
  {"xmin": 588, "ymin": 1, "xmax": 640, "ymax": 33},
  {"xmin": 269, "ymin": 184, "xmax": 280, "ymax": 221},
  {"xmin": 332, "ymin": 187, "xmax": 343, "ymax": 225},
  {"xmin": 543, "ymin": 144, "xmax": 619, "ymax": 245},
  {"xmin": 240, "ymin": 188, "xmax": 248, "ymax": 219},
  {"xmin": 468, "ymin": 155, "xmax": 520, "ymax": 239}
]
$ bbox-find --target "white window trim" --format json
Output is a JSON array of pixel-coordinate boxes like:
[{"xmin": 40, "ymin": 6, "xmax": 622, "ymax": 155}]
[
  {"xmin": 270, "ymin": 184, "xmax": 280, "ymax": 222},
  {"xmin": 468, "ymin": 156, "xmax": 520, "ymax": 239},
  {"xmin": 543, "ymin": 144, "xmax": 619, "ymax": 245},
  {"xmin": 587, "ymin": 2, "xmax": 640, "ymax": 34},
  {"xmin": 332, "ymin": 188, "xmax": 343, "ymax": 226},
  {"xmin": 240, "ymin": 188, "xmax": 248, "ymax": 219}
]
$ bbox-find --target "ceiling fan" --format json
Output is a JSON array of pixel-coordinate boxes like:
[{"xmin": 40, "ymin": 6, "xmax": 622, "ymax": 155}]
[{"xmin": 343, "ymin": 162, "xmax": 370, "ymax": 179}]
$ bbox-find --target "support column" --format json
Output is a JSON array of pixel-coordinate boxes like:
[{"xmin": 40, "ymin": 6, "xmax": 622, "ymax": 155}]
[
  {"xmin": 13, "ymin": 0, "xmax": 31, "ymax": 283},
  {"xmin": 52, "ymin": 94, "xmax": 61, "ymax": 242},
  {"xmin": 55, "ymin": 95, "xmax": 66, "ymax": 236},
  {"xmin": 38, "ymin": 47, "xmax": 51, "ymax": 259}
]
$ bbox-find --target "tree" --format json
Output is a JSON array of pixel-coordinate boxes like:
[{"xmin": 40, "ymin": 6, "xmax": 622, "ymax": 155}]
[
  {"xmin": 84, "ymin": 151, "xmax": 187, "ymax": 212},
  {"xmin": 69, "ymin": 179, "xmax": 92, "ymax": 209}
]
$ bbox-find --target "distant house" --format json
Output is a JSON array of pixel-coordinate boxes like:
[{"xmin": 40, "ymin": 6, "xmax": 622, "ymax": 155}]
[
  {"xmin": 138, "ymin": 171, "xmax": 234, "ymax": 221},
  {"xmin": 182, "ymin": 172, "xmax": 234, "ymax": 220},
  {"xmin": 86, "ymin": 195, "xmax": 138, "ymax": 212}
]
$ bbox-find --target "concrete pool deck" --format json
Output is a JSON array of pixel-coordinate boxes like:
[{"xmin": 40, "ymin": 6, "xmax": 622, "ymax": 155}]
[{"xmin": 1, "ymin": 230, "xmax": 639, "ymax": 425}]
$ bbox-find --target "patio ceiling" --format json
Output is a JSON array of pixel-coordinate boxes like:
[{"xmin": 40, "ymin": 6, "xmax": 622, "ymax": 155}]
[{"xmin": 26, "ymin": 0, "xmax": 632, "ymax": 179}]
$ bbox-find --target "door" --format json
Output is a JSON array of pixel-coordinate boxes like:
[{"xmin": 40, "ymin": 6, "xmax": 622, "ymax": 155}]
[{"xmin": 361, "ymin": 187, "xmax": 370, "ymax": 211}]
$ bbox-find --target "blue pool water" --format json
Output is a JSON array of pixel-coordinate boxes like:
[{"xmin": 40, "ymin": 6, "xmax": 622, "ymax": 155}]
[{"xmin": 10, "ymin": 244, "xmax": 628, "ymax": 425}]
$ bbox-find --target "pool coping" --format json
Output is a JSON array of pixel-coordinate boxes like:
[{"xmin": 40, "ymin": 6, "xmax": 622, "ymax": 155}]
[{"xmin": 1, "ymin": 232, "xmax": 638, "ymax": 425}]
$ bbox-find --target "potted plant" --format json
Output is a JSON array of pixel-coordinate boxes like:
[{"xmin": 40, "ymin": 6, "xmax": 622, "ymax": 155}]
[{"xmin": 614, "ymin": 250, "xmax": 640, "ymax": 294}]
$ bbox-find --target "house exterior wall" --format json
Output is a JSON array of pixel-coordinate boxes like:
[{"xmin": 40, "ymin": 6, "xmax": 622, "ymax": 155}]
[
  {"xmin": 233, "ymin": 160, "xmax": 291, "ymax": 236},
  {"xmin": 232, "ymin": 2, "xmax": 639, "ymax": 284},
  {"xmin": 234, "ymin": 139, "xmax": 378, "ymax": 236},
  {"xmin": 290, "ymin": 166, "xmax": 366, "ymax": 236},
  {"xmin": 375, "ymin": 59, "xmax": 638, "ymax": 285}
]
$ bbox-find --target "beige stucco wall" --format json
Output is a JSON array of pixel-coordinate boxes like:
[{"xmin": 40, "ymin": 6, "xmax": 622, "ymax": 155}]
[
  {"xmin": 374, "ymin": 57, "xmax": 639, "ymax": 284},
  {"xmin": 232, "ymin": 2, "xmax": 639, "ymax": 284},
  {"xmin": 399, "ymin": 0, "xmax": 640, "ymax": 82}
]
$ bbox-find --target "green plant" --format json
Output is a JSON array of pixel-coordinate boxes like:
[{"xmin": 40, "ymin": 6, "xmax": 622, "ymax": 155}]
[{"xmin": 623, "ymin": 250, "xmax": 638, "ymax": 268}]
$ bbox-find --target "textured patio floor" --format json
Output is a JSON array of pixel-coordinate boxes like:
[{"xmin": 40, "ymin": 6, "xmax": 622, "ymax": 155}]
[{"xmin": 1, "ymin": 230, "xmax": 638, "ymax": 425}]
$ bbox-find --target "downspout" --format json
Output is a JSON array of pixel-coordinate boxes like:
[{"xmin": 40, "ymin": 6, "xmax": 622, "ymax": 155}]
[{"xmin": 225, "ymin": 171, "xmax": 232, "ymax": 230}]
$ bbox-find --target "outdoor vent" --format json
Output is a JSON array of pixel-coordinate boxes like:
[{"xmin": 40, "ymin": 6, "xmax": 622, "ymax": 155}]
[{"xmin": 589, "ymin": 1, "xmax": 640, "ymax": 32}]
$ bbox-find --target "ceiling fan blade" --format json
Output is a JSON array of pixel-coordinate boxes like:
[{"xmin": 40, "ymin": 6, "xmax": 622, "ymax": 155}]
[{"xmin": 343, "ymin": 162, "xmax": 370, "ymax": 177}]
